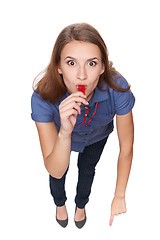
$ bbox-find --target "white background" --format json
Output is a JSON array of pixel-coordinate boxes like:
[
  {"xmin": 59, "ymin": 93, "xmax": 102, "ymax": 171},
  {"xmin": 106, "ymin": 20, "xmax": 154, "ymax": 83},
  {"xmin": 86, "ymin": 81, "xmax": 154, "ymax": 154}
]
[{"xmin": 0, "ymin": 0, "xmax": 160, "ymax": 239}]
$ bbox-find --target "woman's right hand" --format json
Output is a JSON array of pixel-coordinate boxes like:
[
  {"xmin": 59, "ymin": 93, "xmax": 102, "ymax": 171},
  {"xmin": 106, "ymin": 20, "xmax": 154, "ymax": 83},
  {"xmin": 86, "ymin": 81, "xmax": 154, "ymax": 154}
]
[{"xmin": 59, "ymin": 91, "xmax": 89, "ymax": 135}]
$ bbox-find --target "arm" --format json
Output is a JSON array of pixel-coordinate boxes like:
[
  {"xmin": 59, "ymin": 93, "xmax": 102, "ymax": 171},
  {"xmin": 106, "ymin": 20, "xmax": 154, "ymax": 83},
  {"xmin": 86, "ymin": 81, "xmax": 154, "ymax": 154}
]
[
  {"xmin": 35, "ymin": 91, "xmax": 88, "ymax": 179},
  {"xmin": 109, "ymin": 110, "xmax": 134, "ymax": 225},
  {"xmin": 115, "ymin": 110, "xmax": 134, "ymax": 197},
  {"xmin": 35, "ymin": 122, "xmax": 71, "ymax": 179}
]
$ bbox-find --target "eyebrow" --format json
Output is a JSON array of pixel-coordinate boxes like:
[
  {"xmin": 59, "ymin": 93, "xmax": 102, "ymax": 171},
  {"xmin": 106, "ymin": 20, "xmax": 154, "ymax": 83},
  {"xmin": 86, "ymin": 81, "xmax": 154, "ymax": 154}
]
[{"xmin": 64, "ymin": 56, "xmax": 99, "ymax": 61}]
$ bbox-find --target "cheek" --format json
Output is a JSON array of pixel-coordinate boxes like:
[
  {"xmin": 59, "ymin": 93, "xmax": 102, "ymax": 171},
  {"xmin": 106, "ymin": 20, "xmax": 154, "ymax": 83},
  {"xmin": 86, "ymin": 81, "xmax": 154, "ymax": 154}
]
[
  {"xmin": 60, "ymin": 69, "xmax": 70, "ymax": 81},
  {"xmin": 62, "ymin": 67, "xmax": 76, "ymax": 78},
  {"xmin": 62, "ymin": 71, "xmax": 75, "ymax": 87},
  {"xmin": 89, "ymin": 68, "xmax": 102, "ymax": 80}
]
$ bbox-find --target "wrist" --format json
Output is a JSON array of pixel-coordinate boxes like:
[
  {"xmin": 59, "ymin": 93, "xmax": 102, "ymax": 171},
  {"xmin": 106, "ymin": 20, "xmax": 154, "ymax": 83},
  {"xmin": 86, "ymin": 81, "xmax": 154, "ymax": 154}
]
[
  {"xmin": 114, "ymin": 193, "xmax": 125, "ymax": 198},
  {"xmin": 59, "ymin": 129, "xmax": 71, "ymax": 139},
  {"xmin": 114, "ymin": 190, "xmax": 125, "ymax": 198}
]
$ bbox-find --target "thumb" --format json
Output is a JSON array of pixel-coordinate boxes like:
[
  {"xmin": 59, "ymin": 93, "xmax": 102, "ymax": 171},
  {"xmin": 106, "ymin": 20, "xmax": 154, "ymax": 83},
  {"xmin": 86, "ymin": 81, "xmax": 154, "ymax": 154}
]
[{"xmin": 109, "ymin": 214, "xmax": 114, "ymax": 226}]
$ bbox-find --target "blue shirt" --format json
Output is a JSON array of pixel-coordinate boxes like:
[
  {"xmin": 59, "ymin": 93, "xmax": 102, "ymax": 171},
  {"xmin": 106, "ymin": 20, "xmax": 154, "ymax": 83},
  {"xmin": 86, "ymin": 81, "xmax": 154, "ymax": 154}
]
[{"xmin": 31, "ymin": 74, "xmax": 135, "ymax": 152}]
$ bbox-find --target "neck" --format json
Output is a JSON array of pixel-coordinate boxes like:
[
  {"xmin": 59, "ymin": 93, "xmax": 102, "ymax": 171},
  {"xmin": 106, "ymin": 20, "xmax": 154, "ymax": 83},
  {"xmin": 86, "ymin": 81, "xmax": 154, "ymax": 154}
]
[{"xmin": 87, "ymin": 90, "xmax": 94, "ymax": 102}]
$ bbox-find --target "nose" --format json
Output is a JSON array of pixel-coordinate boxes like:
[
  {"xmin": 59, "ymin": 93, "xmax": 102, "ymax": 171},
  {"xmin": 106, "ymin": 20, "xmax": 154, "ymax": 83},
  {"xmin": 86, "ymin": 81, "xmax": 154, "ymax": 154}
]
[{"xmin": 76, "ymin": 65, "xmax": 87, "ymax": 80}]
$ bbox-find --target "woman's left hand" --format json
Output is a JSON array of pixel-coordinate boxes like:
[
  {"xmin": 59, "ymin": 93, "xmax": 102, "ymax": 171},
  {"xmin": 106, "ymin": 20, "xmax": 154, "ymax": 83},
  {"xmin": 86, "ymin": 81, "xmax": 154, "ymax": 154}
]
[{"xmin": 109, "ymin": 196, "xmax": 127, "ymax": 226}]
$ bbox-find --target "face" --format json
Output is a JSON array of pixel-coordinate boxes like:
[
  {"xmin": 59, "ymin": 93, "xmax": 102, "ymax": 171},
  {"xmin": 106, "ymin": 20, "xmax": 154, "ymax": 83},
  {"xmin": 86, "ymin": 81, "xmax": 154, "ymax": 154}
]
[{"xmin": 58, "ymin": 41, "xmax": 105, "ymax": 101}]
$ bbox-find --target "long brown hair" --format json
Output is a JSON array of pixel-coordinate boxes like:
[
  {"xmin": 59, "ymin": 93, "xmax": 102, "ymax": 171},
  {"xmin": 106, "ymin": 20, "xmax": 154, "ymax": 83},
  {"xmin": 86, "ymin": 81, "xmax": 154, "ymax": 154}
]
[{"xmin": 32, "ymin": 23, "xmax": 130, "ymax": 103}]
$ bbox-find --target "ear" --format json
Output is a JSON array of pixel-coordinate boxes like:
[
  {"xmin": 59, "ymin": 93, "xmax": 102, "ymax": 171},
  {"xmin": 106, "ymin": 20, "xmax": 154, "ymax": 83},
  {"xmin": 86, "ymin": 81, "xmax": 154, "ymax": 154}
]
[
  {"xmin": 100, "ymin": 63, "xmax": 105, "ymax": 75},
  {"xmin": 58, "ymin": 67, "xmax": 62, "ymax": 74}
]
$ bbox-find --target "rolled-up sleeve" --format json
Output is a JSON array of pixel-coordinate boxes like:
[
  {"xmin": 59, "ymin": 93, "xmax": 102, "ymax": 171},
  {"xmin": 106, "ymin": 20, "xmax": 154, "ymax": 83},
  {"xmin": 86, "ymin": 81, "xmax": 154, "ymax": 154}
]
[
  {"xmin": 31, "ymin": 92, "xmax": 54, "ymax": 122},
  {"xmin": 113, "ymin": 76, "xmax": 135, "ymax": 115}
]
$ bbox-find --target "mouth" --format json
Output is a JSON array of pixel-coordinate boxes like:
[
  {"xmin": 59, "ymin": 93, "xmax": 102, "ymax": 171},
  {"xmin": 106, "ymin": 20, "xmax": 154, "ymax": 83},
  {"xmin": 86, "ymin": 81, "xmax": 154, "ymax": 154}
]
[
  {"xmin": 76, "ymin": 85, "xmax": 87, "ymax": 94},
  {"xmin": 76, "ymin": 85, "xmax": 87, "ymax": 90}
]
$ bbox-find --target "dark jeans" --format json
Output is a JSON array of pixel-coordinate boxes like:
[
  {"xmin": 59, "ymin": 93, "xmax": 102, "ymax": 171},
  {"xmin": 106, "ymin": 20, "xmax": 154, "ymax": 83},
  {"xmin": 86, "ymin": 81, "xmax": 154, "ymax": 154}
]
[{"xmin": 49, "ymin": 136, "xmax": 108, "ymax": 209}]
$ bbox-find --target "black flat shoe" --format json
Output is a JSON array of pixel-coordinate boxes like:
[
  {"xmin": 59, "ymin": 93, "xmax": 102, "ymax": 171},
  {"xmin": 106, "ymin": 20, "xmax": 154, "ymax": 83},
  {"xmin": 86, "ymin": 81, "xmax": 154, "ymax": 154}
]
[
  {"xmin": 74, "ymin": 207, "xmax": 87, "ymax": 229},
  {"xmin": 56, "ymin": 207, "xmax": 68, "ymax": 228}
]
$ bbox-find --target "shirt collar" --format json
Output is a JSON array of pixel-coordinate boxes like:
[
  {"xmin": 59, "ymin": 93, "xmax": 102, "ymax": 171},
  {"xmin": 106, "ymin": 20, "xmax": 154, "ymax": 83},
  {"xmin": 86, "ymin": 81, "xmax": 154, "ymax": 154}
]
[{"xmin": 91, "ymin": 85, "xmax": 109, "ymax": 103}]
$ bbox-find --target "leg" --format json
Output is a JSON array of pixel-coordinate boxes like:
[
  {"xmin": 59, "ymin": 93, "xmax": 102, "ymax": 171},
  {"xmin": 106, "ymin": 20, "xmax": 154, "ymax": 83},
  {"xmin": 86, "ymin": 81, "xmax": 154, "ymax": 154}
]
[
  {"xmin": 49, "ymin": 167, "xmax": 69, "ymax": 207},
  {"xmin": 75, "ymin": 136, "xmax": 108, "ymax": 209}
]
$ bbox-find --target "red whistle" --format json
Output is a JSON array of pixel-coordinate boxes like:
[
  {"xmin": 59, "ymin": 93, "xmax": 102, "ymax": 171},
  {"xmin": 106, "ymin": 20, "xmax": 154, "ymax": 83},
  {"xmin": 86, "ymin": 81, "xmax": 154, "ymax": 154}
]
[{"xmin": 78, "ymin": 85, "xmax": 85, "ymax": 95}]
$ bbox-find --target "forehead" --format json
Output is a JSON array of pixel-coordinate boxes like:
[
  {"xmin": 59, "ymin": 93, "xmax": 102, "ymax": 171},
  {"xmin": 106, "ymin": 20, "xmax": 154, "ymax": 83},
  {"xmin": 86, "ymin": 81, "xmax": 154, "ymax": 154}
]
[{"xmin": 61, "ymin": 40, "xmax": 102, "ymax": 59}]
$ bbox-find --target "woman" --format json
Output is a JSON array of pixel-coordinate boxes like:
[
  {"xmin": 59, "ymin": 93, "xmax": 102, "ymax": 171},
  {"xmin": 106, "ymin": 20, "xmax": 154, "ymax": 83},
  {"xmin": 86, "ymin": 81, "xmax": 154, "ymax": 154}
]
[{"xmin": 31, "ymin": 23, "xmax": 135, "ymax": 228}]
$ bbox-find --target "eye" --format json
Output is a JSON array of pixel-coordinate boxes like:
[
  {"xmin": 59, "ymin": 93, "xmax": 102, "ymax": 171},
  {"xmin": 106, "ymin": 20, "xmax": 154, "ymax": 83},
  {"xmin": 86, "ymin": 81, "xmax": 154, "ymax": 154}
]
[
  {"xmin": 88, "ymin": 61, "xmax": 97, "ymax": 67},
  {"xmin": 67, "ymin": 60, "xmax": 76, "ymax": 66}
]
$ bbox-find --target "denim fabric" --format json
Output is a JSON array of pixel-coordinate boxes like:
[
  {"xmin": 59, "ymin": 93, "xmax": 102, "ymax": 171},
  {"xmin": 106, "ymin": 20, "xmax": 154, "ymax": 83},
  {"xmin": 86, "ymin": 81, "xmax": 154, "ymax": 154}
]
[{"xmin": 49, "ymin": 136, "xmax": 108, "ymax": 208}]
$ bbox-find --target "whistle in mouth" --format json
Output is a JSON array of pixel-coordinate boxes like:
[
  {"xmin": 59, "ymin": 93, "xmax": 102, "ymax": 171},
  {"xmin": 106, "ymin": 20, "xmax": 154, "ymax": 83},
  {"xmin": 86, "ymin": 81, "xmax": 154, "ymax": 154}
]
[{"xmin": 78, "ymin": 85, "xmax": 85, "ymax": 95}]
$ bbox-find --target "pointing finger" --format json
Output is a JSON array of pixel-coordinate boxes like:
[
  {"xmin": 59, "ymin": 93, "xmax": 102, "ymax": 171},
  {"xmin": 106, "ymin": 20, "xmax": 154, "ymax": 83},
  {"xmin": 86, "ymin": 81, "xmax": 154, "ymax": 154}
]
[{"xmin": 109, "ymin": 214, "xmax": 114, "ymax": 226}]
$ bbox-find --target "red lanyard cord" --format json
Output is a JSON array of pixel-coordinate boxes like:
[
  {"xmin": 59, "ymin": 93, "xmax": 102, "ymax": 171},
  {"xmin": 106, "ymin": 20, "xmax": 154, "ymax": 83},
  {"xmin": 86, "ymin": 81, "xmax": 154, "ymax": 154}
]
[{"xmin": 75, "ymin": 102, "xmax": 98, "ymax": 126}]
